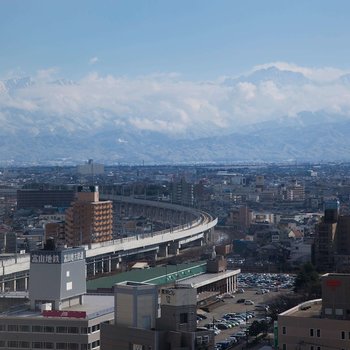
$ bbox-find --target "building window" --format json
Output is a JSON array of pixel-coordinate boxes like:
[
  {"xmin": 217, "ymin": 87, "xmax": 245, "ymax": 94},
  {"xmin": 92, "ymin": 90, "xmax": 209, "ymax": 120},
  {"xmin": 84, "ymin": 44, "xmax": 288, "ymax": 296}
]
[
  {"xmin": 336, "ymin": 309, "xmax": 344, "ymax": 316},
  {"xmin": 56, "ymin": 326, "xmax": 68, "ymax": 333},
  {"xmin": 8, "ymin": 325, "xmax": 18, "ymax": 332},
  {"xmin": 317, "ymin": 329, "xmax": 321, "ymax": 337},
  {"xmin": 282, "ymin": 326, "xmax": 286, "ymax": 335},
  {"xmin": 8, "ymin": 341, "xmax": 18, "ymax": 348},
  {"xmin": 282, "ymin": 344, "xmax": 286, "ymax": 350},
  {"xmin": 68, "ymin": 344, "xmax": 79, "ymax": 350},
  {"xmin": 91, "ymin": 340, "xmax": 100, "ymax": 349},
  {"xmin": 91, "ymin": 324, "xmax": 100, "ymax": 332},
  {"xmin": 341, "ymin": 331, "xmax": 345, "ymax": 339},
  {"xmin": 0, "ymin": 342, "xmax": 5, "ymax": 348},
  {"xmin": 180, "ymin": 313, "xmax": 188, "ymax": 324},
  {"xmin": 44, "ymin": 343, "xmax": 54, "ymax": 349},
  {"xmin": 310, "ymin": 329, "xmax": 314, "ymax": 337},
  {"xmin": 32, "ymin": 325, "xmax": 43, "ymax": 332},
  {"xmin": 325, "ymin": 308, "xmax": 332, "ymax": 315},
  {"xmin": 56, "ymin": 344, "xmax": 67, "ymax": 350},
  {"xmin": 0, "ymin": 325, "xmax": 5, "ymax": 331},
  {"xmin": 32, "ymin": 342, "xmax": 43, "ymax": 349},
  {"xmin": 19, "ymin": 325, "xmax": 31, "ymax": 332},
  {"xmin": 19, "ymin": 342, "xmax": 30, "ymax": 348},
  {"xmin": 68, "ymin": 327, "xmax": 79, "ymax": 334},
  {"xmin": 44, "ymin": 326, "xmax": 55, "ymax": 333},
  {"xmin": 81, "ymin": 327, "xmax": 90, "ymax": 334},
  {"xmin": 310, "ymin": 347, "xmax": 314, "ymax": 350}
]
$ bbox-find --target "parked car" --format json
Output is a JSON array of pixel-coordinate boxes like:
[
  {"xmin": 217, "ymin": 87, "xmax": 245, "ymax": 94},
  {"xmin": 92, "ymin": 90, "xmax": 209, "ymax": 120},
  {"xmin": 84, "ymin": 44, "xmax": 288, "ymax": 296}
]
[
  {"xmin": 255, "ymin": 304, "xmax": 269, "ymax": 311},
  {"xmin": 216, "ymin": 340, "xmax": 231, "ymax": 350},
  {"xmin": 221, "ymin": 292, "xmax": 235, "ymax": 299},
  {"xmin": 215, "ymin": 323, "xmax": 230, "ymax": 330},
  {"xmin": 236, "ymin": 298, "xmax": 245, "ymax": 303},
  {"xmin": 244, "ymin": 299, "xmax": 254, "ymax": 305},
  {"xmin": 233, "ymin": 331, "xmax": 247, "ymax": 338}
]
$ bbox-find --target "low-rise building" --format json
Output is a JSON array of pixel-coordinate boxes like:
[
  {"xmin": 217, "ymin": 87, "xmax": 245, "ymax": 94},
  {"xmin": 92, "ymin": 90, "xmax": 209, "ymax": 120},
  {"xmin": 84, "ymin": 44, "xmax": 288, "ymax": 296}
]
[
  {"xmin": 101, "ymin": 282, "xmax": 214, "ymax": 350},
  {"xmin": 278, "ymin": 273, "xmax": 350, "ymax": 350},
  {"xmin": 0, "ymin": 245, "xmax": 114, "ymax": 350}
]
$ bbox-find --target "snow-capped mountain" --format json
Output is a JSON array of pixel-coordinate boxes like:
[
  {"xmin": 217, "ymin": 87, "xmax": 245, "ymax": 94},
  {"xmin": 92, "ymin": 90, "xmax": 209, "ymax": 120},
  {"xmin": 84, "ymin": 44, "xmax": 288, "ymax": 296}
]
[{"xmin": 1, "ymin": 64, "xmax": 350, "ymax": 164}]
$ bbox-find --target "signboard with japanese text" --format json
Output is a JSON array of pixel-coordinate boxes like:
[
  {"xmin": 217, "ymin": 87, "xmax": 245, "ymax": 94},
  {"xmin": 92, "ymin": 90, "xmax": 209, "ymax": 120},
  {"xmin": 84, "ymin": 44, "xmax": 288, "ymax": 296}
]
[
  {"xmin": 42, "ymin": 310, "xmax": 86, "ymax": 319},
  {"xmin": 31, "ymin": 248, "xmax": 85, "ymax": 264}
]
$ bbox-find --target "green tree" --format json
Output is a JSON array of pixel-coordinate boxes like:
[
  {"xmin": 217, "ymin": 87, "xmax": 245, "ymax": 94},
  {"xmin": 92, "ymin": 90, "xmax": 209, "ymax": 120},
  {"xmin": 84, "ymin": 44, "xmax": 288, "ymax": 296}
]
[
  {"xmin": 249, "ymin": 320, "xmax": 268, "ymax": 339},
  {"xmin": 294, "ymin": 262, "xmax": 321, "ymax": 299}
]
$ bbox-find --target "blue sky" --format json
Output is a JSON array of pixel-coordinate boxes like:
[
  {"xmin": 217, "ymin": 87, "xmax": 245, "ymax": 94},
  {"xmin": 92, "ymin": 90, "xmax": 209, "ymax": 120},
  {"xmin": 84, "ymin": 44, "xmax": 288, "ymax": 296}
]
[
  {"xmin": 2, "ymin": 0, "xmax": 350, "ymax": 139},
  {"xmin": 1, "ymin": 0, "xmax": 350, "ymax": 79}
]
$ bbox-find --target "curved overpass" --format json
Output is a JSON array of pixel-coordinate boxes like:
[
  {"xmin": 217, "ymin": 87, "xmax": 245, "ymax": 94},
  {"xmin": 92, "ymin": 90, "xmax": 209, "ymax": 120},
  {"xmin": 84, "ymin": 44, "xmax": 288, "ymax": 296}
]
[
  {"xmin": 86, "ymin": 195, "xmax": 217, "ymax": 275},
  {"xmin": 0, "ymin": 196, "xmax": 217, "ymax": 290}
]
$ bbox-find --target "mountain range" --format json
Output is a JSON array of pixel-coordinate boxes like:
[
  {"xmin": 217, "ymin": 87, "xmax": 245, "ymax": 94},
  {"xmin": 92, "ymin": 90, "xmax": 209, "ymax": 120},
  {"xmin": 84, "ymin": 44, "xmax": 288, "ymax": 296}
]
[{"xmin": 1, "ymin": 65, "xmax": 350, "ymax": 165}]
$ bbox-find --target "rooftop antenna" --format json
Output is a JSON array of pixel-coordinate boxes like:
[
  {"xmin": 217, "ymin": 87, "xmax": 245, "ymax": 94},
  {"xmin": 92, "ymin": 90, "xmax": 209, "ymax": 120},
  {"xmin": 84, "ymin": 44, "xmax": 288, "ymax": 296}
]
[{"xmin": 89, "ymin": 159, "xmax": 95, "ymax": 185}]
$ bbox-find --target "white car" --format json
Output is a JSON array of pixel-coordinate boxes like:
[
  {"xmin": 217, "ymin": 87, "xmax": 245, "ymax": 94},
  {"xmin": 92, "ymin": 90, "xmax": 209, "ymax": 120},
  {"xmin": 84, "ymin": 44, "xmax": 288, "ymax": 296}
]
[{"xmin": 244, "ymin": 299, "xmax": 254, "ymax": 305}]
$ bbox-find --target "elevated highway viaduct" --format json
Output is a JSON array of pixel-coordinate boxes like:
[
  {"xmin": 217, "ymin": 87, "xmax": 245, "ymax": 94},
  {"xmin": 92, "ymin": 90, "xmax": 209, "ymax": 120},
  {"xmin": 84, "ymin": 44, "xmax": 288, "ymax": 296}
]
[{"xmin": 0, "ymin": 196, "xmax": 217, "ymax": 292}]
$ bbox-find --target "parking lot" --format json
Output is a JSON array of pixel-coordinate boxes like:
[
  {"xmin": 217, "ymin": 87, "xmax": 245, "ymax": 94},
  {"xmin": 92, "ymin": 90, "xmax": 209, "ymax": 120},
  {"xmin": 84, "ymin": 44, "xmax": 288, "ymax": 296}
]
[{"xmin": 197, "ymin": 273, "xmax": 295, "ymax": 349}]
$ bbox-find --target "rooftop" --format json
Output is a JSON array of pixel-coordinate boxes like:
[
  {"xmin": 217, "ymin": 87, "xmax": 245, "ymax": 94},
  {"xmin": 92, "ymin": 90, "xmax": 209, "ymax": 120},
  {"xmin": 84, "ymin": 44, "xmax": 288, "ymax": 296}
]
[
  {"xmin": 178, "ymin": 269, "xmax": 241, "ymax": 289},
  {"xmin": 87, "ymin": 261, "xmax": 207, "ymax": 291},
  {"xmin": 280, "ymin": 299, "xmax": 322, "ymax": 318},
  {"xmin": 0, "ymin": 294, "xmax": 114, "ymax": 320}
]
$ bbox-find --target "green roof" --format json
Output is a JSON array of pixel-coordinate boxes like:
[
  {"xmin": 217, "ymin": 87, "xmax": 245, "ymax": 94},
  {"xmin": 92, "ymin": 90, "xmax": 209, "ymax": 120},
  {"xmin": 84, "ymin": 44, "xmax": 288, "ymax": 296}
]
[{"xmin": 87, "ymin": 261, "xmax": 207, "ymax": 291}]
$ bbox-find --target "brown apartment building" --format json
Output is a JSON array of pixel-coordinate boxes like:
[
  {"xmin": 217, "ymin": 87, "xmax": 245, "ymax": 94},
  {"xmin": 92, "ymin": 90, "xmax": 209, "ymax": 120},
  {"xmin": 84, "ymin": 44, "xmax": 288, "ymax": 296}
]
[
  {"xmin": 278, "ymin": 273, "xmax": 350, "ymax": 350},
  {"xmin": 65, "ymin": 186, "xmax": 113, "ymax": 247}
]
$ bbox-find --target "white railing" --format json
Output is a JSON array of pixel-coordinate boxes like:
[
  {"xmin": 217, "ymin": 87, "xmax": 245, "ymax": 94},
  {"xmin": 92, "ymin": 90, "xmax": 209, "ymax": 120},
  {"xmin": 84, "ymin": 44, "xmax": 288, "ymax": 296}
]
[{"xmin": 0, "ymin": 196, "xmax": 217, "ymax": 276}]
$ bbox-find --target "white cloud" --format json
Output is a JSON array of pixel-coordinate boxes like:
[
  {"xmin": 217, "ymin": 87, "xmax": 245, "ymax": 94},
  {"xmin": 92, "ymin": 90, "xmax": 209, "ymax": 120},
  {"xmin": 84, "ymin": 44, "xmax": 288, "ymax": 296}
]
[
  {"xmin": 36, "ymin": 67, "xmax": 59, "ymax": 81},
  {"xmin": 253, "ymin": 62, "xmax": 348, "ymax": 82},
  {"xmin": 89, "ymin": 57, "xmax": 99, "ymax": 65},
  {"xmin": 237, "ymin": 82, "xmax": 256, "ymax": 100},
  {"xmin": 2, "ymin": 63, "xmax": 350, "ymax": 137}
]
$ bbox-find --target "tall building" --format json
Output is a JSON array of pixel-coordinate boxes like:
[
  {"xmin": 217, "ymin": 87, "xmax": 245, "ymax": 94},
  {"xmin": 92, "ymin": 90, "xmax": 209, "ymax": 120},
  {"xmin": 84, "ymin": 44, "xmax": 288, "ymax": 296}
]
[
  {"xmin": 286, "ymin": 180, "xmax": 305, "ymax": 201},
  {"xmin": 101, "ymin": 283, "xmax": 214, "ymax": 350},
  {"xmin": 313, "ymin": 200, "xmax": 350, "ymax": 272},
  {"xmin": 65, "ymin": 186, "xmax": 113, "ymax": 247},
  {"xmin": 0, "ymin": 244, "xmax": 114, "ymax": 350},
  {"xmin": 278, "ymin": 273, "xmax": 350, "ymax": 350},
  {"xmin": 313, "ymin": 218, "xmax": 337, "ymax": 271},
  {"xmin": 255, "ymin": 175, "xmax": 264, "ymax": 191},
  {"xmin": 77, "ymin": 159, "xmax": 104, "ymax": 176},
  {"xmin": 171, "ymin": 179, "xmax": 194, "ymax": 207}
]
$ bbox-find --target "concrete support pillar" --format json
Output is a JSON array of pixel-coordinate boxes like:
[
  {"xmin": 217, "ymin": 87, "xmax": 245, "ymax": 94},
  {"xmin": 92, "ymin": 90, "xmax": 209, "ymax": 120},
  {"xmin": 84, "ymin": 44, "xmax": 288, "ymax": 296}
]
[
  {"xmin": 13, "ymin": 279, "xmax": 16, "ymax": 292},
  {"xmin": 169, "ymin": 242, "xmax": 180, "ymax": 255},
  {"xmin": 1, "ymin": 282, "xmax": 4, "ymax": 293},
  {"xmin": 25, "ymin": 277, "xmax": 28, "ymax": 291},
  {"xmin": 158, "ymin": 245, "xmax": 168, "ymax": 258},
  {"xmin": 93, "ymin": 260, "xmax": 96, "ymax": 276},
  {"xmin": 116, "ymin": 257, "xmax": 122, "ymax": 270},
  {"xmin": 196, "ymin": 238, "xmax": 203, "ymax": 247}
]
